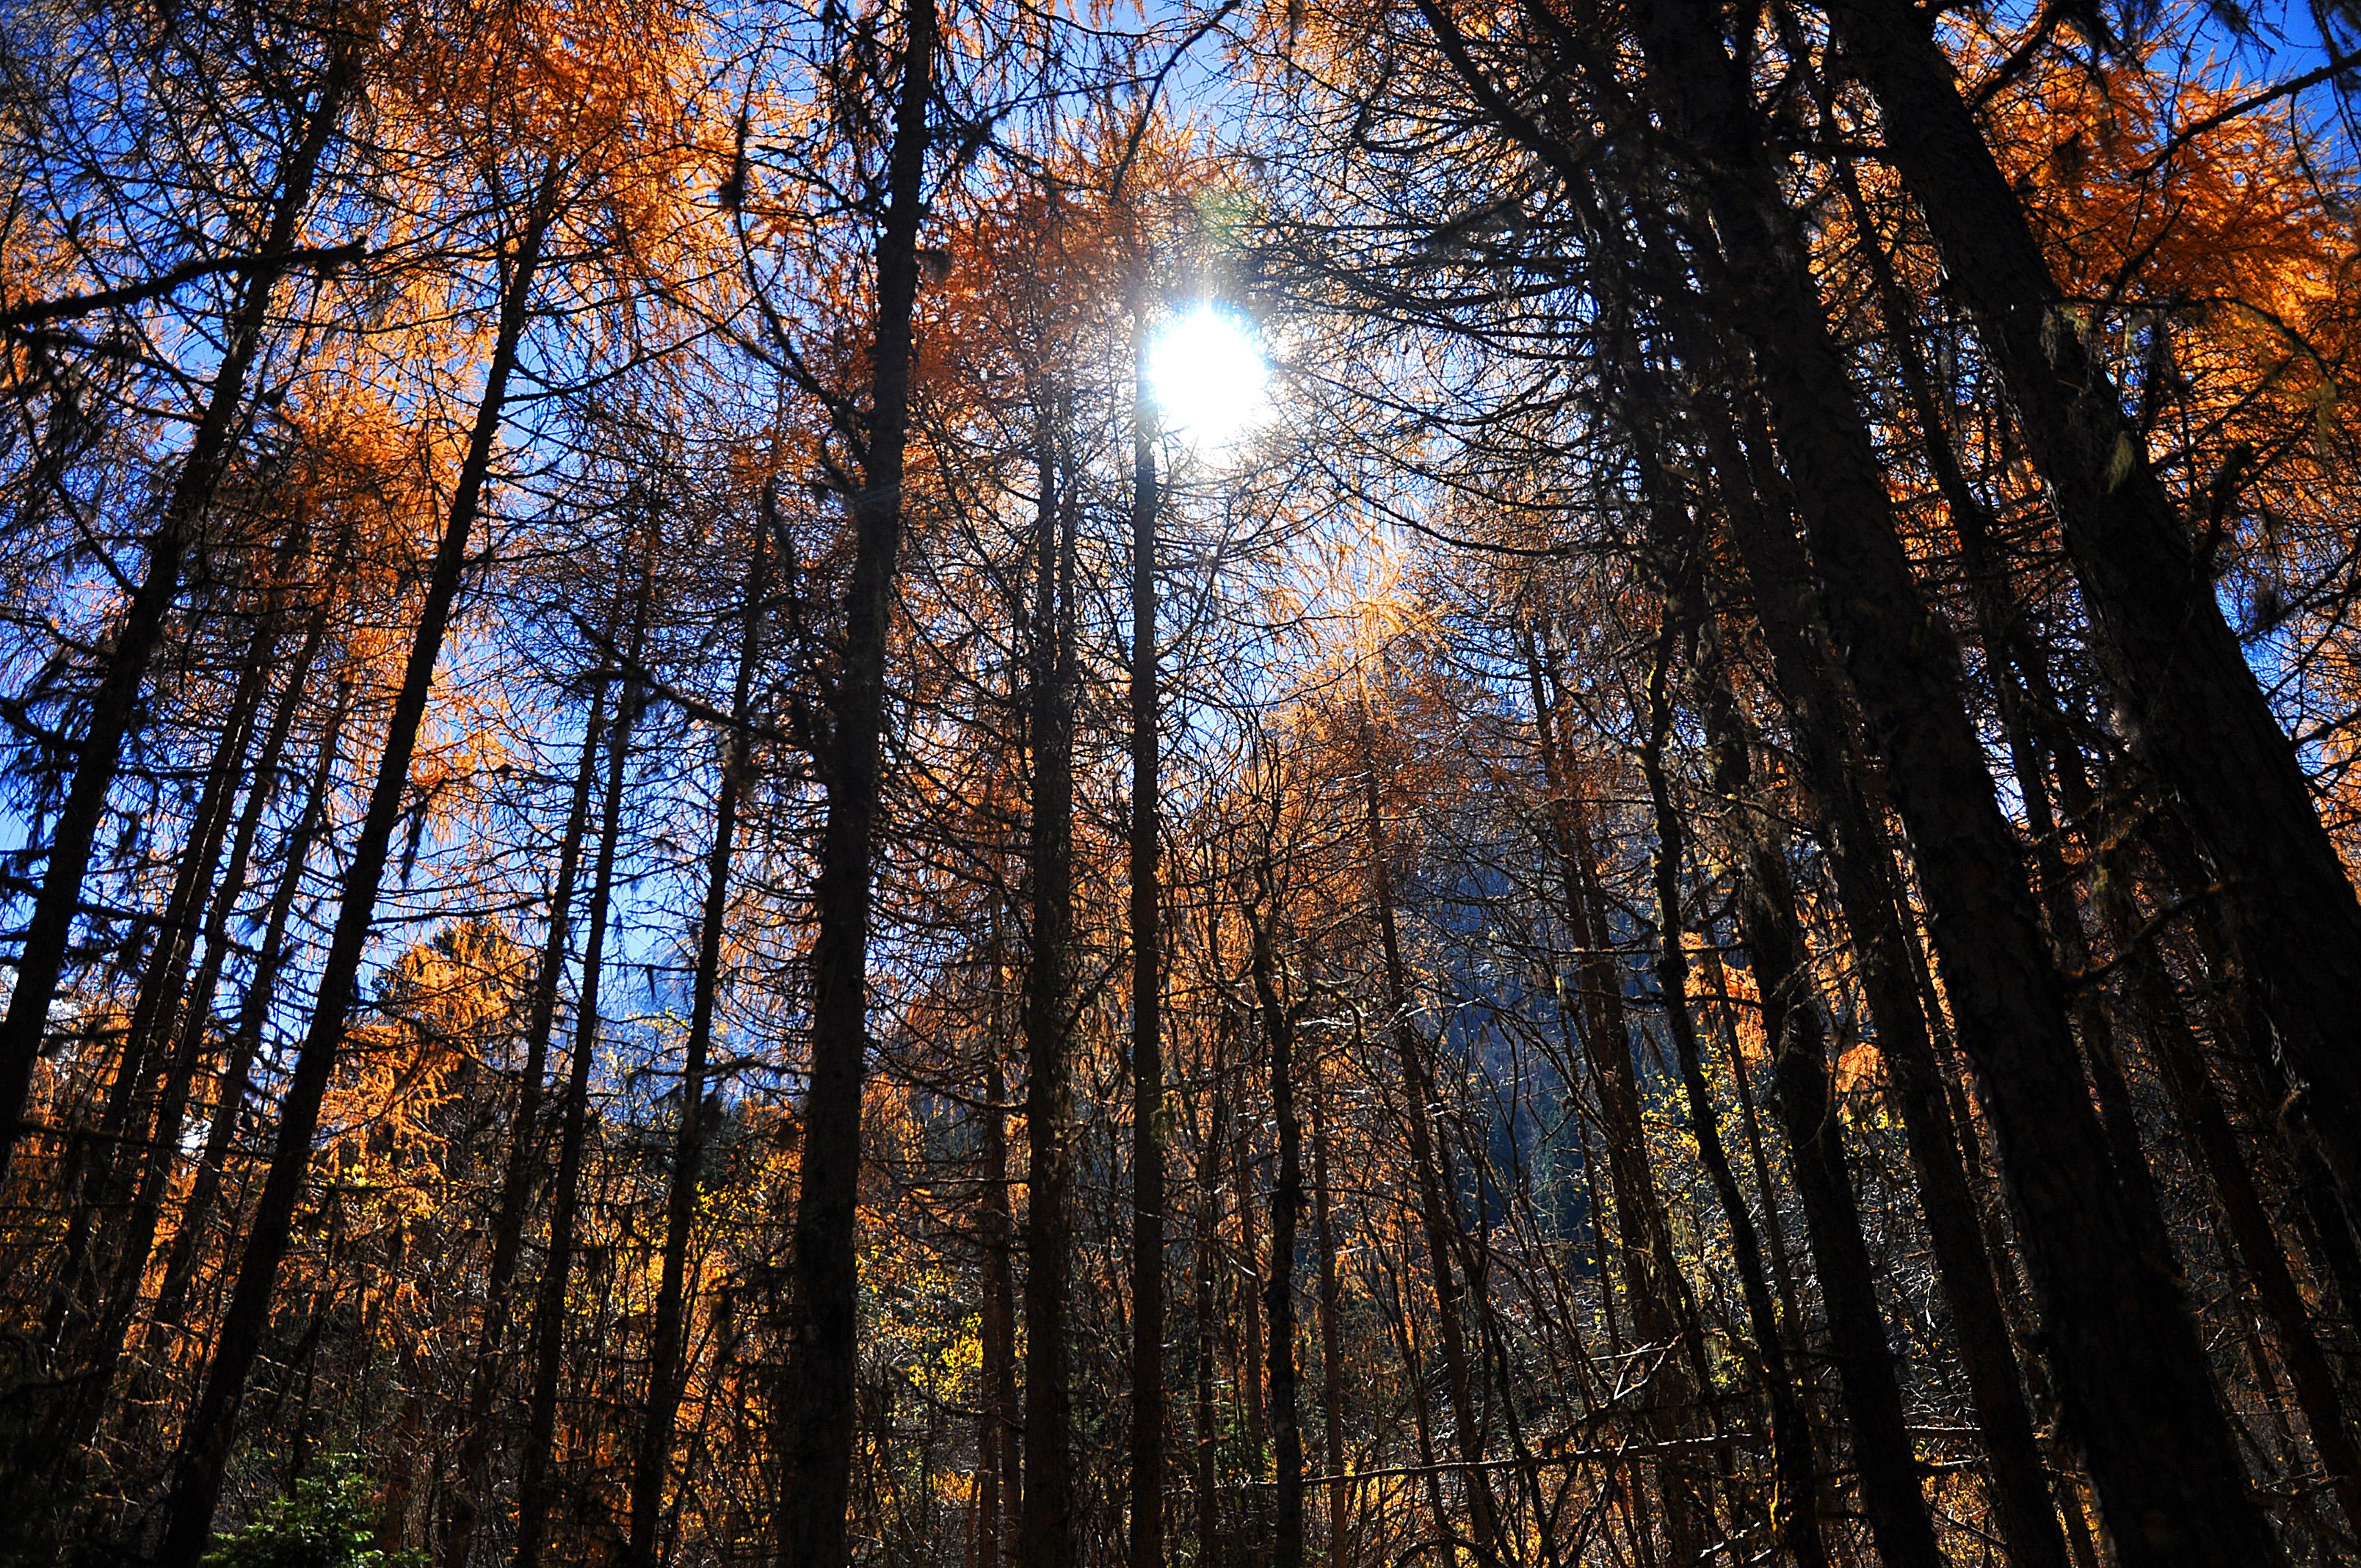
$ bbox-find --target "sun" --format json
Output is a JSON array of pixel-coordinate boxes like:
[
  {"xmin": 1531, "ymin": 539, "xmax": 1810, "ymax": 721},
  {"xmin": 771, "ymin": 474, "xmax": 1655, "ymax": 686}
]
[{"xmin": 1147, "ymin": 305, "xmax": 1269, "ymax": 452}]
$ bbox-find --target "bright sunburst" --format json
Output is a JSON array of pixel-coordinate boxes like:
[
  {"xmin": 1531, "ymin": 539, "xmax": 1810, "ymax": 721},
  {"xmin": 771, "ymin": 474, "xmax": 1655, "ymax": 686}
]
[{"xmin": 1147, "ymin": 305, "xmax": 1269, "ymax": 452}]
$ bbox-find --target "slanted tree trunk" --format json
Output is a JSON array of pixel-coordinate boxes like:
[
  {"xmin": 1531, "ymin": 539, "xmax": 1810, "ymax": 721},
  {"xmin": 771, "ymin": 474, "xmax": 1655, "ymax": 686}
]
[
  {"xmin": 1690, "ymin": 379, "xmax": 2075, "ymax": 1568},
  {"xmin": 1813, "ymin": 103, "xmax": 2180, "ymax": 1273},
  {"xmin": 2139, "ymin": 808, "xmax": 2361, "ymax": 1322},
  {"xmin": 40, "ymin": 625, "xmax": 270, "ymax": 1356},
  {"xmin": 1693, "ymin": 649, "xmax": 1943, "ymax": 1568},
  {"xmin": 1817, "ymin": 0, "xmax": 2361, "ymax": 1238},
  {"xmin": 0, "ymin": 35, "xmax": 357, "ymax": 1180},
  {"xmin": 1752, "ymin": 900, "xmax": 1940, "ymax": 1568},
  {"xmin": 156, "ymin": 169, "xmax": 562, "ymax": 1568},
  {"xmin": 1521, "ymin": 637, "xmax": 1713, "ymax": 1556},
  {"xmin": 1634, "ymin": 605, "xmax": 1826, "ymax": 1568},
  {"xmin": 61, "ymin": 563, "xmax": 339, "ymax": 1464},
  {"xmin": 2097, "ymin": 854, "xmax": 2361, "ymax": 1533},
  {"xmin": 112, "ymin": 530, "xmax": 306, "ymax": 1122},
  {"xmin": 40, "ymin": 522, "xmax": 310, "ymax": 1362},
  {"xmin": 85, "ymin": 583, "xmax": 280, "ymax": 1226},
  {"xmin": 1604, "ymin": 4, "xmax": 2279, "ymax": 1557},
  {"xmin": 149, "ymin": 674, "xmax": 356, "ymax": 1343}
]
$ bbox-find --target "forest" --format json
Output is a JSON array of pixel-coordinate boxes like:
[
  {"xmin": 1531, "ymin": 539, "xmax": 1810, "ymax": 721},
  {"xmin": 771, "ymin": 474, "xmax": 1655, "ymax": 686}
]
[{"xmin": 2, "ymin": 0, "xmax": 2360, "ymax": 1562}]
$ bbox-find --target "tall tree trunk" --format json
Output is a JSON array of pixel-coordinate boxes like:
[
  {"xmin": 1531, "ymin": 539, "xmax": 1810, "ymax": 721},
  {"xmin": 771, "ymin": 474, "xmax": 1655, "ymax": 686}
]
[
  {"xmin": 1750, "ymin": 906, "xmax": 1940, "ymax": 1568},
  {"xmin": 775, "ymin": 0, "xmax": 934, "ymax": 1556},
  {"xmin": 1623, "ymin": 399, "xmax": 1932, "ymax": 1558},
  {"xmin": 0, "ymin": 36, "xmax": 355, "ymax": 1179},
  {"xmin": 1996, "ymin": 649, "xmax": 2180, "ymax": 1266},
  {"xmin": 977, "ymin": 924, "xmax": 1021, "ymax": 1568},
  {"xmin": 2139, "ymin": 807, "xmax": 2361, "ymax": 1321},
  {"xmin": 156, "ymin": 170, "xmax": 562, "ymax": 1568},
  {"xmin": 81, "ymin": 559, "xmax": 286, "ymax": 1262},
  {"xmin": 1606, "ymin": 4, "xmax": 2279, "ymax": 1557},
  {"xmin": 1309, "ymin": 1080, "xmax": 1348, "ymax": 1568},
  {"xmin": 1236, "ymin": 1125, "xmax": 1266, "ymax": 1495},
  {"xmin": 440, "ymin": 669, "xmax": 612, "ymax": 1568},
  {"xmin": 1245, "ymin": 889, "xmax": 1303, "ymax": 1568},
  {"xmin": 1128, "ymin": 361, "xmax": 1167, "ymax": 1568},
  {"xmin": 41, "ymin": 515, "xmax": 308, "ymax": 1360},
  {"xmin": 112, "ymin": 536, "xmax": 303, "ymax": 1125},
  {"xmin": 1195, "ymin": 1015, "xmax": 1233, "ymax": 1568},
  {"xmin": 1017, "ymin": 411, "xmax": 1078, "ymax": 1568},
  {"xmin": 1817, "ymin": 0, "xmax": 2361, "ymax": 1234},
  {"xmin": 628, "ymin": 533, "xmax": 766, "ymax": 1568},
  {"xmin": 515, "ymin": 563, "xmax": 650, "ymax": 1568}
]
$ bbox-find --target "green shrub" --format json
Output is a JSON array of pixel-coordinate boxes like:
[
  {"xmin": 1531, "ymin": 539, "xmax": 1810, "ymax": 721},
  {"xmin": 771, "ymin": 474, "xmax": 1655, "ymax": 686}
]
[{"xmin": 203, "ymin": 1457, "xmax": 421, "ymax": 1568}]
